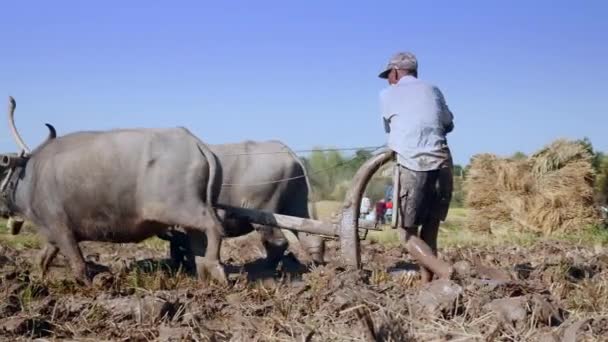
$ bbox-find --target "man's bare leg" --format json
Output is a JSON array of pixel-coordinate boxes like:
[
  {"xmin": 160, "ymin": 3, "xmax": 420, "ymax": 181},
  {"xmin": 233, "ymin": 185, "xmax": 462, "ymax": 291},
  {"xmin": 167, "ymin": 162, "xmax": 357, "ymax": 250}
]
[{"xmin": 420, "ymin": 215, "xmax": 441, "ymax": 282}]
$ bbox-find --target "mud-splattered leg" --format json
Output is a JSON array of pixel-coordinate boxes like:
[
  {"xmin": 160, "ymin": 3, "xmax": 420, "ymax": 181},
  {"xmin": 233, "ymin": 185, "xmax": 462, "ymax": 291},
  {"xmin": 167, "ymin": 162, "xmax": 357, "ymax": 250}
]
[
  {"xmin": 295, "ymin": 232, "xmax": 325, "ymax": 265},
  {"xmin": 195, "ymin": 226, "xmax": 227, "ymax": 284},
  {"xmin": 398, "ymin": 226, "xmax": 419, "ymax": 244},
  {"xmin": 399, "ymin": 224, "xmax": 451, "ymax": 283},
  {"xmin": 54, "ymin": 230, "xmax": 89, "ymax": 286},
  {"xmin": 420, "ymin": 215, "xmax": 441, "ymax": 283},
  {"xmin": 417, "ymin": 166, "xmax": 453, "ymax": 283},
  {"xmin": 159, "ymin": 228, "xmax": 197, "ymax": 274},
  {"xmin": 155, "ymin": 203, "xmax": 227, "ymax": 284},
  {"xmin": 405, "ymin": 234, "xmax": 452, "ymax": 283},
  {"xmin": 38, "ymin": 244, "xmax": 59, "ymax": 278},
  {"xmin": 258, "ymin": 225, "xmax": 288, "ymax": 269}
]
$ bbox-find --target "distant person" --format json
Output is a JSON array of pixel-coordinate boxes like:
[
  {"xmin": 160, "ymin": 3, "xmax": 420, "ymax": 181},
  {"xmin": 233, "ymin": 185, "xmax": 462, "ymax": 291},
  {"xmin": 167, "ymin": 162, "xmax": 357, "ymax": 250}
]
[
  {"xmin": 360, "ymin": 196, "xmax": 371, "ymax": 218},
  {"xmin": 385, "ymin": 198, "xmax": 393, "ymax": 222},
  {"xmin": 375, "ymin": 199, "xmax": 386, "ymax": 225},
  {"xmin": 385, "ymin": 184, "xmax": 394, "ymax": 201},
  {"xmin": 378, "ymin": 51, "xmax": 455, "ymax": 282}
]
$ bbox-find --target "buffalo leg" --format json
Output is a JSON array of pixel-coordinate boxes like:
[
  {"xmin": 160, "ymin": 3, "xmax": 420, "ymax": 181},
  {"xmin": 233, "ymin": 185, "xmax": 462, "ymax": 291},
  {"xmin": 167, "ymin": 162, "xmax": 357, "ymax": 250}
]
[
  {"xmin": 38, "ymin": 244, "xmax": 59, "ymax": 278},
  {"xmin": 54, "ymin": 231, "xmax": 90, "ymax": 285},
  {"xmin": 257, "ymin": 225, "xmax": 288, "ymax": 269},
  {"xmin": 194, "ymin": 226, "xmax": 226, "ymax": 284},
  {"xmin": 152, "ymin": 200, "xmax": 226, "ymax": 283},
  {"xmin": 298, "ymin": 233, "xmax": 325, "ymax": 265},
  {"xmin": 158, "ymin": 228, "xmax": 196, "ymax": 274},
  {"xmin": 172, "ymin": 231, "xmax": 196, "ymax": 275},
  {"xmin": 164, "ymin": 226, "xmax": 225, "ymax": 283}
]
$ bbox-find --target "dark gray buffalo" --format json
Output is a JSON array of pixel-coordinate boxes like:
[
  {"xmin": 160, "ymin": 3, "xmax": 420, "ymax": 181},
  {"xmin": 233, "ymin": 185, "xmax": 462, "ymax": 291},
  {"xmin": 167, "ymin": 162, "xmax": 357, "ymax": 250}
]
[
  {"xmin": 0, "ymin": 97, "xmax": 225, "ymax": 285},
  {"xmin": 162, "ymin": 140, "xmax": 326, "ymax": 272}
]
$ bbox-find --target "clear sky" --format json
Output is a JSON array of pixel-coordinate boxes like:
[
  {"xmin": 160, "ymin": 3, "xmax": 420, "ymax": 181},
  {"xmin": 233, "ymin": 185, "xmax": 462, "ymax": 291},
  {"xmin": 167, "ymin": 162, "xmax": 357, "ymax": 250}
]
[{"xmin": 1, "ymin": 0, "xmax": 606, "ymax": 165}]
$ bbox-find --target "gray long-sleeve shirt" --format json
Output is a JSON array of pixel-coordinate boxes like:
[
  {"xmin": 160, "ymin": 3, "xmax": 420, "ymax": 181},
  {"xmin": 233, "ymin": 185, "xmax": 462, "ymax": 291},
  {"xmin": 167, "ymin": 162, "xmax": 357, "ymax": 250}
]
[{"xmin": 380, "ymin": 75, "xmax": 454, "ymax": 171}]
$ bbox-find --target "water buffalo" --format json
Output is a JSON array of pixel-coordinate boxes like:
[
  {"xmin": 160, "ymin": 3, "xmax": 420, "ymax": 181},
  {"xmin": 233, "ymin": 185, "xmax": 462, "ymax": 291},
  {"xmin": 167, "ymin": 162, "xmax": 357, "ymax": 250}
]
[
  {"xmin": 0, "ymin": 97, "xmax": 225, "ymax": 285},
  {"xmin": 161, "ymin": 140, "xmax": 326, "ymax": 272}
]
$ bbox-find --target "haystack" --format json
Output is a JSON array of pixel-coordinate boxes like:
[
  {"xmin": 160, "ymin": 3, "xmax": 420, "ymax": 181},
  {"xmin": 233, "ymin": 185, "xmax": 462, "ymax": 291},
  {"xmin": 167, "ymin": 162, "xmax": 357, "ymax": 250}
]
[
  {"xmin": 464, "ymin": 154, "xmax": 509, "ymax": 232},
  {"xmin": 465, "ymin": 139, "xmax": 599, "ymax": 235}
]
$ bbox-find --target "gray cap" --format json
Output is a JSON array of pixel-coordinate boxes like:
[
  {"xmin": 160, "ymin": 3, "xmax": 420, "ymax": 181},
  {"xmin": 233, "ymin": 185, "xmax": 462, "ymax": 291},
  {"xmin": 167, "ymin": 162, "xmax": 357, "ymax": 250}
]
[{"xmin": 378, "ymin": 51, "xmax": 418, "ymax": 79}]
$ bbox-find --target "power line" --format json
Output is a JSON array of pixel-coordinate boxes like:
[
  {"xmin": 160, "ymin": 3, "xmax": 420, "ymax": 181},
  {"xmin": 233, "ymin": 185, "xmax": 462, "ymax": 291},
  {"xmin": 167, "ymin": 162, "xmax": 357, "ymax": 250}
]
[{"xmin": 216, "ymin": 145, "xmax": 385, "ymax": 157}]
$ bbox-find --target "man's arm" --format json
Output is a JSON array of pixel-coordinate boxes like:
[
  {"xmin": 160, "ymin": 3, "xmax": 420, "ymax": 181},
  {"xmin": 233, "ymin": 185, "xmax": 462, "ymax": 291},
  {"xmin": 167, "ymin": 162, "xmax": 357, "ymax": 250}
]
[
  {"xmin": 433, "ymin": 86, "xmax": 454, "ymax": 134},
  {"xmin": 380, "ymin": 89, "xmax": 396, "ymax": 133},
  {"xmin": 383, "ymin": 117, "xmax": 392, "ymax": 133}
]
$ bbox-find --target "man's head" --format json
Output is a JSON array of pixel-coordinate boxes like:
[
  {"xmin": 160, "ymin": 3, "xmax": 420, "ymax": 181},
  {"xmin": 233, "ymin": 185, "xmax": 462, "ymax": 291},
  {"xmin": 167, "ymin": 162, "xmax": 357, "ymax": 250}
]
[{"xmin": 378, "ymin": 51, "xmax": 418, "ymax": 85}]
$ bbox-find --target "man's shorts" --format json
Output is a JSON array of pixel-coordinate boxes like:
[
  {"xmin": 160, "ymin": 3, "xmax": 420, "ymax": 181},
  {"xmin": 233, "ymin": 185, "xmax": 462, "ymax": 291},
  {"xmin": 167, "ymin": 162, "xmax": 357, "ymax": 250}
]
[{"xmin": 398, "ymin": 165, "xmax": 453, "ymax": 228}]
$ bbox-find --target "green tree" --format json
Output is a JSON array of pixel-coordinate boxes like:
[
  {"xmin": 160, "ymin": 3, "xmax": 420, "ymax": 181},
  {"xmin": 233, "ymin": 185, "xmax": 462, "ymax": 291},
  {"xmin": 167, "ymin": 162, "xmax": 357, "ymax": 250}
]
[
  {"xmin": 578, "ymin": 137, "xmax": 603, "ymax": 170},
  {"xmin": 451, "ymin": 164, "xmax": 465, "ymax": 207},
  {"xmin": 305, "ymin": 149, "xmax": 344, "ymax": 201},
  {"xmin": 511, "ymin": 151, "xmax": 527, "ymax": 160},
  {"xmin": 576, "ymin": 137, "xmax": 608, "ymax": 204},
  {"xmin": 598, "ymin": 154, "xmax": 608, "ymax": 206},
  {"xmin": 303, "ymin": 148, "xmax": 384, "ymax": 201},
  {"xmin": 453, "ymin": 164, "xmax": 464, "ymax": 177}
]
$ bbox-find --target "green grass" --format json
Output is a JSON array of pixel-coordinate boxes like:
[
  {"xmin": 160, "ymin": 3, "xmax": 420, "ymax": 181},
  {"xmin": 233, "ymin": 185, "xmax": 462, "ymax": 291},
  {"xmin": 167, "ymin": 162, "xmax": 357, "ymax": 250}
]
[
  {"xmin": 0, "ymin": 218, "xmax": 41, "ymax": 250},
  {"xmin": 365, "ymin": 207, "xmax": 608, "ymax": 248},
  {"xmin": 2, "ymin": 206, "xmax": 606, "ymax": 253},
  {"xmin": 366, "ymin": 207, "xmax": 470, "ymax": 246},
  {"xmin": 313, "ymin": 200, "xmax": 343, "ymax": 220},
  {"xmin": 552, "ymin": 224, "xmax": 608, "ymax": 245},
  {"xmin": 142, "ymin": 236, "xmax": 169, "ymax": 251}
]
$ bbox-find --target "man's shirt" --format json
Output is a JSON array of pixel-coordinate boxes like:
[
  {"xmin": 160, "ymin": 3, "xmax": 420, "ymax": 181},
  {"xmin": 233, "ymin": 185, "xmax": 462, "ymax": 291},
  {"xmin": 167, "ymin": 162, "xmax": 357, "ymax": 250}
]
[{"xmin": 380, "ymin": 75, "xmax": 454, "ymax": 171}]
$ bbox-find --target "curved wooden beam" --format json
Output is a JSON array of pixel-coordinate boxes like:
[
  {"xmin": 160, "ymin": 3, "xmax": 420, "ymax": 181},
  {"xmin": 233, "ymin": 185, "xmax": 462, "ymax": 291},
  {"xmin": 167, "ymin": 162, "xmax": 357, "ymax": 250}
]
[{"xmin": 338, "ymin": 149, "xmax": 395, "ymax": 268}]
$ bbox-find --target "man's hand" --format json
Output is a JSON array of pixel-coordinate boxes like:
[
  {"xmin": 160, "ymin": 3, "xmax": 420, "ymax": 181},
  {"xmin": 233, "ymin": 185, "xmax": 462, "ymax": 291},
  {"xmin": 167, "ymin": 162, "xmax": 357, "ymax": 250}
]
[
  {"xmin": 383, "ymin": 117, "xmax": 391, "ymax": 133},
  {"xmin": 433, "ymin": 87, "xmax": 454, "ymax": 134}
]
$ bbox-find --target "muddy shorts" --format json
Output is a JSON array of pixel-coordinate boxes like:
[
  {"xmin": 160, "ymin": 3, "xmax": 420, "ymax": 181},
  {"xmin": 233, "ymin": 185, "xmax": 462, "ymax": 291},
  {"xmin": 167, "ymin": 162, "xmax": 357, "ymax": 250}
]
[{"xmin": 398, "ymin": 165, "xmax": 453, "ymax": 228}]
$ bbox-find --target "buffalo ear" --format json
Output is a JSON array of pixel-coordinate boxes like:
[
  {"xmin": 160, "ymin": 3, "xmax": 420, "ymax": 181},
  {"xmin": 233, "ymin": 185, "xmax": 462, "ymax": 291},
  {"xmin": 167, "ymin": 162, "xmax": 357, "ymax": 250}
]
[
  {"xmin": 0, "ymin": 156, "xmax": 9, "ymax": 174},
  {"xmin": 0, "ymin": 155, "xmax": 9, "ymax": 168}
]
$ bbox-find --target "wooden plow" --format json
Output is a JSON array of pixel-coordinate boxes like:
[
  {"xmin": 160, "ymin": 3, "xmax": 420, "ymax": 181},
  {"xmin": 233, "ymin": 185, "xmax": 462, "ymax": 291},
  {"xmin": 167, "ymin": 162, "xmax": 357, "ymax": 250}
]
[{"xmin": 217, "ymin": 149, "xmax": 395, "ymax": 268}]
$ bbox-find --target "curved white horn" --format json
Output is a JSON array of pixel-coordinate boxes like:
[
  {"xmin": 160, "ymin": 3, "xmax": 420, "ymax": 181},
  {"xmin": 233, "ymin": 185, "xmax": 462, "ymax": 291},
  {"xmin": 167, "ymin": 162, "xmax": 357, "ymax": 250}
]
[{"xmin": 8, "ymin": 96, "xmax": 31, "ymax": 153}]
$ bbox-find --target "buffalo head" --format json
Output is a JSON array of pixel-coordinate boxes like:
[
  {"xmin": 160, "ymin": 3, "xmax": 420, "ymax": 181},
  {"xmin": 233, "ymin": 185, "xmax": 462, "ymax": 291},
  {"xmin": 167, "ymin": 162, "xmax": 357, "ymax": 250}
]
[{"xmin": 1, "ymin": 96, "xmax": 56, "ymax": 225}]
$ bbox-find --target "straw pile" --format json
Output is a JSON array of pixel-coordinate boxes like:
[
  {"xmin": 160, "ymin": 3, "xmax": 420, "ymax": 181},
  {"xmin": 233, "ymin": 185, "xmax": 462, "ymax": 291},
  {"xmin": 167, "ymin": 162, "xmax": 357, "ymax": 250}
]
[{"xmin": 465, "ymin": 139, "xmax": 599, "ymax": 235}]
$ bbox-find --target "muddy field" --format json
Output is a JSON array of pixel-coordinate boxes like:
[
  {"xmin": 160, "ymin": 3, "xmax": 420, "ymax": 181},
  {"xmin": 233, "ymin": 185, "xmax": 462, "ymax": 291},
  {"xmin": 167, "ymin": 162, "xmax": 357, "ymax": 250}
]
[{"xmin": 1, "ymin": 230, "xmax": 607, "ymax": 341}]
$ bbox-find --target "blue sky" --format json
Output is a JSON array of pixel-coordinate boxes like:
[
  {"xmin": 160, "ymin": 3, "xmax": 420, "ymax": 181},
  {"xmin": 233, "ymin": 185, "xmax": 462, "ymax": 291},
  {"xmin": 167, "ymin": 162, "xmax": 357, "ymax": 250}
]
[{"xmin": 1, "ymin": 0, "xmax": 606, "ymax": 165}]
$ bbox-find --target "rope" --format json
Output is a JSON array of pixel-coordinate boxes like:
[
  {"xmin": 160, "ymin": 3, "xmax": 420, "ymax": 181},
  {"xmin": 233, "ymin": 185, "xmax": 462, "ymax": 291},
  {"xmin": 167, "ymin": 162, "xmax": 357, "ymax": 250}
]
[
  {"xmin": 221, "ymin": 145, "xmax": 389, "ymax": 187},
  {"xmin": 216, "ymin": 145, "xmax": 384, "ymax": 157}
]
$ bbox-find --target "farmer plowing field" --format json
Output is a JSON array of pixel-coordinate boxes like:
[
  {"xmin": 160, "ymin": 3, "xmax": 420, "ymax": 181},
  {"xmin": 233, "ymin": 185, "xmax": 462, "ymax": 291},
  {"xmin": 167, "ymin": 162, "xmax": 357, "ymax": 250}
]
[{"xmin": 378, "ymin": 51, "xmax": 456, "ymax": 283}]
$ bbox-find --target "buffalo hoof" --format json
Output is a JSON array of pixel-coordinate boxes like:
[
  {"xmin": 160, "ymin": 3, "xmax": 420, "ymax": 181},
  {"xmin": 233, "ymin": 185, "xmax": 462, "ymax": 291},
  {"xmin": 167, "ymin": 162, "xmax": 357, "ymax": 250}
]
[
  {"xmin": 309, "ymin": 253, "xmax": 326, "ymax": 267},
  {"xmin": 75, "ymin": 274, "xmax": 92, "ymax": 287},
  {"xmin": 196, "ymin": 259, "xmax": 228, "ymax": 284}
]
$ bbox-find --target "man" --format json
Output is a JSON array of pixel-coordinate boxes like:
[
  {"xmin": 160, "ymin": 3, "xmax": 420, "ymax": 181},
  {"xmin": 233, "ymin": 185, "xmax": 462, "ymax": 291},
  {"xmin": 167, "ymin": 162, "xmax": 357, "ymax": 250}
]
[
  {"xmin": 378, "ymin": 51, "xmax": 454, "ymax": 283},
  {"xmin": 375, "ymin": 199, "xmax": 386, "ymax": 225},
  {"xmin": 385, "ymin": 198, "xmax": 393, "ymax": 223},
  {"xmin": 360, "ymin": 195, "xmax": 371, "ymax": 219}
]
